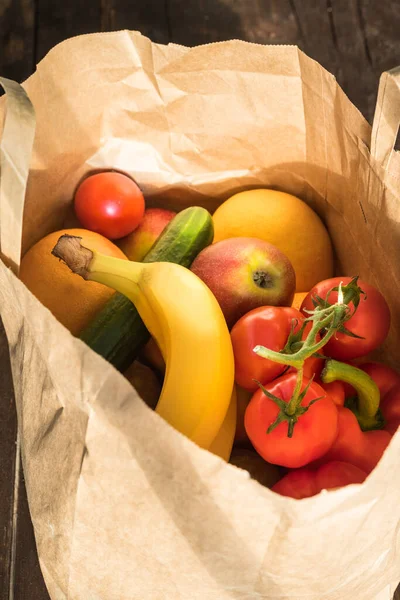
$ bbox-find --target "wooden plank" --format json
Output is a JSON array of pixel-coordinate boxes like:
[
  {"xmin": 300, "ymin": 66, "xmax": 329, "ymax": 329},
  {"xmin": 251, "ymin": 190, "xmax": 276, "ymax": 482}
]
[
  {"xmin": 13, "ymin": 473, "xmax": 50, "ymax": 600},
  {"xmin": 0, "ymin": 3, "xmax": 35, "ymax": 594},
  {"xmin": 35, "ymin": 0, "xmax": 102, "ymax": 64},
  {"xmin": 289, "ymin": 0, "xmax": 373, "ymax": 121},
  {"xmin": 0, "ymin": 320, "xmax": 49, "ymax": 600},
  {"xmin": 359, "ymin": 0, "xmax": 400, "ymax": 123},
  {"xmin": 315, "ymin": 0, "xmax": 400, "ymax": 123},
  {"xmin": 0, "ymin": 0, "xmax": 35, "ymax": 83},
  {"xmin": 290, "ymin": 1, "xmax": 341, "ymax": 85},
  {"xmin": 0, "ymin": 320, "xmax": 18, "ymax": 600},
  {"xmin": 35, "ymin": 0, "xmax": 171, "ymax": 65},
  {"xmin": 101, "ymin": 0, "xmax": 170, "ymax": 44},
  {"xmin": 359, "ymin": 0, "xmax": 400, "ymax": 73},
  {"xmin": 168, "ymin": 0, "xmax": 300, "ymax": 47},
  {"xmin": 326, "ymin": 0, "xmax": 375, "ymax": 122}
]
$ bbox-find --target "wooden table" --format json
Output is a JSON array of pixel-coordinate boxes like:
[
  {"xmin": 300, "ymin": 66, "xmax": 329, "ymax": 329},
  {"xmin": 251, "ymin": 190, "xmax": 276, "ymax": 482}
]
[{"xmin": 0, "ymin": 2, "xmax": 399, "ymax": 598}]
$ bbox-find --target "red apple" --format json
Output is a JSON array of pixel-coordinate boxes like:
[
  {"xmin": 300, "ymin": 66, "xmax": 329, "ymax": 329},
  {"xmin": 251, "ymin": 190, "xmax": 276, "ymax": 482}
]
[
  {"xmin": 190, "ymin": 237, "xmax": 296, "ymax": 328},
  {"xmin": 117, "ymin": 207, "xmax": 176, "ymax": 261}
]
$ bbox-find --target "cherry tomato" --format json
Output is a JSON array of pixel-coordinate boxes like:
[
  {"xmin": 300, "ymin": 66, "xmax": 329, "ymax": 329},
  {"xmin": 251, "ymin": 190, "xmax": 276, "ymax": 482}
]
[
  {"xmin": 74, "ymin": 171, "xmax": 145, "ymax": 240},
  {"xmin": 300, "ymin": 277, "xmax": 391, "ymax": 361},
  {"xmin": 230, "ymin": 306, "xmax": 323, "ymax": 392},
  {"xmin": 244, "ymin": 373, "xmax": 338, "ymax": 468}
]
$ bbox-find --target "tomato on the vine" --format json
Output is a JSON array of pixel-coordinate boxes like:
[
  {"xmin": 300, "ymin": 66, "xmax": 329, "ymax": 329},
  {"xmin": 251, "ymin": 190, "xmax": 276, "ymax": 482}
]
[
  {"xmin": 300, "ymin": 277, "xmax": 391, "ymax": 361},
  {"xmin": 74, "ymin": 171, "xmax": 145, "ymax": 240},
  {"xmin": 230, "ymin": 306, "xmax": 322, "ymax": 392}
]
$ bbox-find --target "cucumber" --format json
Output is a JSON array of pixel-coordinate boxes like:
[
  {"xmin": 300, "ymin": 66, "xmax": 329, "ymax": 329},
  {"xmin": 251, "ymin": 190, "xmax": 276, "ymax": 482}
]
[{"xmin": 79, "ymin": 206, "xmax": 214, "ymax": 371}]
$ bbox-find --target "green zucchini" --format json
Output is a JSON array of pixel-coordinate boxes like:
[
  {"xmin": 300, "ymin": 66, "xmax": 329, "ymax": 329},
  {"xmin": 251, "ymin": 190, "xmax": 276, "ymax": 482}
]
[{"xmin": 80, "ymin": 206, "xmax": 214, "ymax": 371}]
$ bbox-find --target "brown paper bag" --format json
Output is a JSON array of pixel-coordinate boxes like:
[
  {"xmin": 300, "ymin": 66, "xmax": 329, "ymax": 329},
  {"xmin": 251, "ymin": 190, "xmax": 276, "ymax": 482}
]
[{"xmin": 1, "ymin": 31, "xmax": 400, "ymax": 600}]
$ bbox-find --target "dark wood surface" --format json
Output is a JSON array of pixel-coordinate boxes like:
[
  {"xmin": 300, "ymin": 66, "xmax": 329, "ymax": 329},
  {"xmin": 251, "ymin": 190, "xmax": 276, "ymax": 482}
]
[{"xmin": 0, "ymin": 1, "xmax": 399, "ymax": 598}]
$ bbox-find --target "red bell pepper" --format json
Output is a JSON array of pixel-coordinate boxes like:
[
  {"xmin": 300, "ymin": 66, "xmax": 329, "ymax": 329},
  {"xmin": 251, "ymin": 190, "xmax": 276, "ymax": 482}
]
[
  {"xmin": 321, "ymin": 358, "xmax": 382, "ymax": 430},
  {"xmin": 312, "ymin": 405, "xmax": 391, "ymax": 474},
  {"xmin": 381, "ymin": 387, "xmax": 400, "ymax": 435},
  {"xmin": 358, "ymin": 362, "xmax": 400, "ymax": 397},
  {"xmin": 272, "ymin": 461, "xmax": 367, "ymax": 499},
  {"xmin": 321, "ymin": 358, "xmax": 400, "ymax": 436},
  {"xmin": 354, "ymin": 362, "xmax": 400, "ymax": 436},
  {"xmin": 320, "ymin": 379, "xmax": 346, "ymax": 407},
  {"xmin": 318, "ymin": 359, "xmax": 392, "ymax": 473}
]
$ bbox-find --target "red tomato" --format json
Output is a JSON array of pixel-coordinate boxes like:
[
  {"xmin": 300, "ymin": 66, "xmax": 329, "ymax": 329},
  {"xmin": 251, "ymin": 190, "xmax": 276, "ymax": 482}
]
[
  {"xmin": 300, "ymin": 277, "xmax": 391, "ymax": 361},
  {"xmin": 74, "ymin": 172, "xmax": 145, "ymax": 240},
  {"xmin": 231, "ymin": 306, "xmax": 323, "ymax": 392},
  {"xmin": 272, "ymin": 461, "xmax": 367, "ymax": 499},
  {"xmin": 244, "ymin": 373, "xmax": 338, "ymax": 468}
]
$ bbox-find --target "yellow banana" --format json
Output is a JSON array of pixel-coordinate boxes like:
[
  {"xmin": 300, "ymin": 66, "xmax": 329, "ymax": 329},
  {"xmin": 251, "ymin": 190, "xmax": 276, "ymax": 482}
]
[
  {"xmin": 208, "ymin": 386, "xmax": 237, "ymax": 462},
  {"xmin": 52, "ymin": 235, "xmax": 235, "ymax": 450},
  {"xmin": 140, "ymin": 339, "xmax": 236, "ymax": 461}
]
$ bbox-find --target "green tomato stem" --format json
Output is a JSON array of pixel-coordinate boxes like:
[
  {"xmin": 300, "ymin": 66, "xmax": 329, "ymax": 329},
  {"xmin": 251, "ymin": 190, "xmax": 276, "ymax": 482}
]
[
  {"xmin": 339, "ymin": 276, "xmax": 365, "ymax": 308},
  {"xmin": 253, "ymin": 304, "xmax": 348, "ymax": 367},
  {"xmin": 253, "ymin": 345, "xmax": 303, "ymax": 368},
  {"xmin": 286, "ymin": 366, "xmax": 304, "ymax": 416}
]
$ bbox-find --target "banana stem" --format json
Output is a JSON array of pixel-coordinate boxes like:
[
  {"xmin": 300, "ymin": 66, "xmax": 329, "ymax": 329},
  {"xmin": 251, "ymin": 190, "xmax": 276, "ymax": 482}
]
[
  {"xmin": 52, "ymin": 234, "xmax": 169, "ymax": 356},
  {"xmin": 52, "ymin": 234, "xmax": 144, "ymax": 297},
  {"xmin": 88, "ymin": 253, "xmax": 143, "ymax": 293},
  {"xmin": 52, "ymin": 234, "xmax": 93, "ymax": 278}
]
